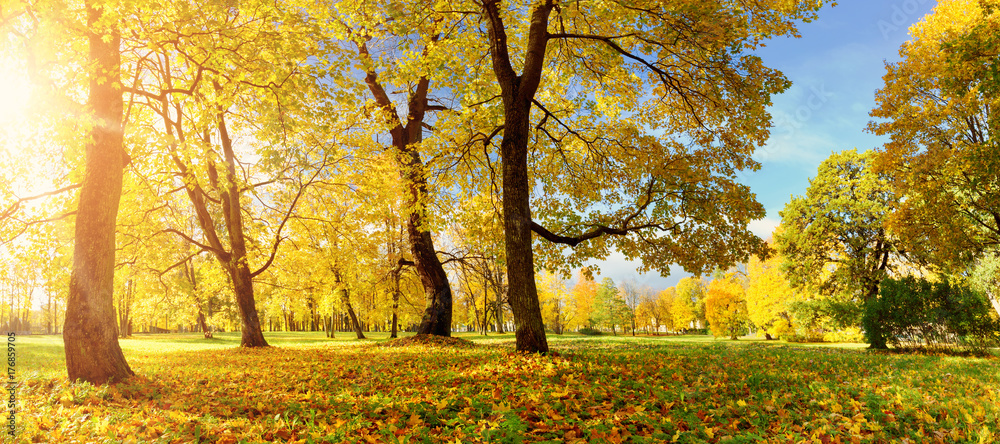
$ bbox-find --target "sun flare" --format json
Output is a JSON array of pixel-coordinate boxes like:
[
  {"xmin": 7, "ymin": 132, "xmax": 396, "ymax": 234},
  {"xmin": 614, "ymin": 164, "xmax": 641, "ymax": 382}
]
[{"xmin": 0, "ymin": 59, "xmax": 30, "ymax": 127}]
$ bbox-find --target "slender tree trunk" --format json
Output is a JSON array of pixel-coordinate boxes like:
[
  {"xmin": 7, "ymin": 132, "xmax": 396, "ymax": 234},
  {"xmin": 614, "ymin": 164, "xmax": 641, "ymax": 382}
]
[
  {"xmin": 197, "ymin": 309, "xmax": 212, "ymax": 338},
  {"xmin": 333, "ymin": 271, "xmax": 365, "ymax": 339},
  {"xmin": 63, "ymin": 3, "xmax": 134, "ymax": 384},
  {"xmin": 495, "ymin": 290, "xmax": 505, "ymax": 334},
  {"xmin": 390, "ymin": 265, "xmax": 400, "ymax": 339}
]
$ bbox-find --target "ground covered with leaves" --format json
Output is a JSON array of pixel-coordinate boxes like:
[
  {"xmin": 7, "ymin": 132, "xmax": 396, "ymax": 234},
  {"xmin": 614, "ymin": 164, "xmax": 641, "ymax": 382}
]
[{"xmin": 10, "ymin": 333, "xmax": 1000, "ymax": 443}]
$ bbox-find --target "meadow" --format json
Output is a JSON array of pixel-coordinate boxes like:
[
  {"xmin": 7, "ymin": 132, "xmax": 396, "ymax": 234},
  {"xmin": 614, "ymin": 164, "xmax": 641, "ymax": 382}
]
[{"xmin": 9, "ymin": 332, "xmax": 1000, "ymax": 443}]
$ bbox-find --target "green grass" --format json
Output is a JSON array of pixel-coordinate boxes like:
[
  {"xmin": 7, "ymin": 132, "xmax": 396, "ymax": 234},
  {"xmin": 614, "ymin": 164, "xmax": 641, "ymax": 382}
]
[{"xmin": 8, "ymin": 332, "xmax": 1000, "ymax": 443}]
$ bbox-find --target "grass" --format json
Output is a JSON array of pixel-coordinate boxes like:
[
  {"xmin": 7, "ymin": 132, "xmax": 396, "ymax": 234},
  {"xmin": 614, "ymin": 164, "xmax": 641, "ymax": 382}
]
[{"xmin": 7, "ymin": 332, "xmax": 1000, "ymax": 443}]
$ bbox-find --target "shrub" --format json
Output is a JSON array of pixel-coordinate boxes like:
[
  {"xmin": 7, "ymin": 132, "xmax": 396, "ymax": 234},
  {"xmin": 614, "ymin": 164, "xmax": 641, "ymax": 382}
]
[
  {"xmin": 823, "ymin": 327, "xmax": 865, "ymax": 343},
  {"xmin": 578, "ymin": 327, "xmax": 603, "ymax": 336},
  {"xmin": 862, "ymin": 277, "xmax": 1000, "ymax": 353}
]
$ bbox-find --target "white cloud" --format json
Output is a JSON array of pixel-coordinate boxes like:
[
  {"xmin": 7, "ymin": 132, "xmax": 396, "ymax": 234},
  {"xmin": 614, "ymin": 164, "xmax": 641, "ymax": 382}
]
[{"xmin": 747, "ymin": 216, "xmax": 781, "ymax": 241}]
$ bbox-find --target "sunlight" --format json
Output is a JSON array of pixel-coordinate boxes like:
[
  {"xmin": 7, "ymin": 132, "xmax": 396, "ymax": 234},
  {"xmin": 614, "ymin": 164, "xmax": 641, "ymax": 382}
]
[{"xmin": 0, "ymin": 57, "xmax": 30, "ymax": 128}]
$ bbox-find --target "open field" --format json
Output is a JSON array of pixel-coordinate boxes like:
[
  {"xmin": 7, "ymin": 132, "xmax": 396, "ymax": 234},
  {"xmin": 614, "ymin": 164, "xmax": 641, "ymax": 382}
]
[{"xmin": 8, "ymin": 333, "xmax": 1000, "ymax": 443}]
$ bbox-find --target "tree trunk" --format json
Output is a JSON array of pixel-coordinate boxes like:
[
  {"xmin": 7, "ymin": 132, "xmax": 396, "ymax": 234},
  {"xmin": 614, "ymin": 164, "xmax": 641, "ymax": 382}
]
[
  {"xmin": 197, "ymin": 309, "xmax": 212, "ymax": 338},
  {"xmin": 333, "ymin": 271, "xmax": 365, "ymax": 339},
  {"xmin": 229, "ymin": 261, "xmax": 267, "ymax": 346},
  {"xmin": 483, "ymin": 0, "xmax": 553, "ymax": 353},
  {"xmin": 499, "ymin": 99, "xmax": 548, "ymax": 352},
  {"xmin": 359, "ymin": 46, "xmax": 453, "ymax": 337},
  {"xmin": 390, "ymin": 266, "xmax": 400, "ymax": 339},
  {"xmin": 495, "ymin": 294, "xmax": 505, "ymax": 334},
  {"xmin": 63, "ymin": 3, "xmax": 134, "ymax": 384}
]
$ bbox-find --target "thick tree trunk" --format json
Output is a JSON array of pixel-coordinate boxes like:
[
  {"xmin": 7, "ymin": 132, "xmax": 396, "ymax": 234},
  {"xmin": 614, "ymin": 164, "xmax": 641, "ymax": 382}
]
[
  {"xmin": 484, "ymin": 0, "xmax": 554, "ymax": 353},
  {"xmin": 230, "ymin": 262, "xmax": 267, "ymax": 346},
  {"xmin": 398, "ymin": 130, "xmax": 450, "ymax": 336},
  {"xmin": 63, "ymin": 3, "xmax": 134, "ymax": 384},
  {"xmin": 500, "ymin": 101, "xmax": 548, "ymax": 352},
  {"xmin": 216, "ymin": 117, "xmax": 268, "ymax": 347},
  {"xmin": 359, "ymin": 47, "xmax": 453, "ymax": 337}
]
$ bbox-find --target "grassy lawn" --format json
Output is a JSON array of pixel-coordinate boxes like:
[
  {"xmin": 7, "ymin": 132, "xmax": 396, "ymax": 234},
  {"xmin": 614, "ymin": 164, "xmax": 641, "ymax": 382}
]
[{"xmin": 8, "ymin": 332, "xmax": 999, "ymax": 443}]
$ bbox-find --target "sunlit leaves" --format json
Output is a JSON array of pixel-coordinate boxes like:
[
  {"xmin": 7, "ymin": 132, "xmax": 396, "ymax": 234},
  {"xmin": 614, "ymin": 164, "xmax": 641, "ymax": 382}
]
[
  {"xmin": 776, "ymin": 149, "xmax": 904, "ymax": 302},
  {"xmin": 868, "ymin": 0, "xmax": 1000, "ymax": 270},
  {"xmin": 705, "ymin": 272, "xmax": 747, "ymax": 340}
]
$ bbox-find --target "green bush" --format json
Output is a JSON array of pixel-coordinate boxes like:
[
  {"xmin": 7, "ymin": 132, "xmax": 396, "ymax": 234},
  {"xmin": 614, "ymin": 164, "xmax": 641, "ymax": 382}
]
[
  {"xmin": 578, "ymin": 327, "xmax": 603, "ymax": 336},
  {"xmin": 862, "ymin": 277, "xmax": 1000, "ymax": 353}
]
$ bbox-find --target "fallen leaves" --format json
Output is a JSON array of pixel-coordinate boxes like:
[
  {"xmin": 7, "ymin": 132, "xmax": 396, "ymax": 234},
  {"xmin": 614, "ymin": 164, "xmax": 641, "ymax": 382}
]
[{"xmin": 7, "ymin": 335, "xmax": 1000, "ymax": 443}]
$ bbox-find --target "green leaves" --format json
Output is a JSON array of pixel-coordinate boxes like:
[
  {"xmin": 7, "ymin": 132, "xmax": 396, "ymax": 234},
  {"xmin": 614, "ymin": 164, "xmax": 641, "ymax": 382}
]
[{"xmin": 776, "ymin": 149, "xmax": 903, "ymax": 302}]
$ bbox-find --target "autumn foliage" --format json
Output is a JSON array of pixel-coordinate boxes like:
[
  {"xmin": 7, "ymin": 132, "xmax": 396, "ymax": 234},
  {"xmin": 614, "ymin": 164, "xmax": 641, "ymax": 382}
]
[{"xmin": 12, "ymin": 333, "xmax": 1000, "ymax": 443}]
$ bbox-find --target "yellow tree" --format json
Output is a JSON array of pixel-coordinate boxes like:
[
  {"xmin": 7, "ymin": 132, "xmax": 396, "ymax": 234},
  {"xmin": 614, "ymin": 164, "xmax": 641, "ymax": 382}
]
[
  {"xmin": 479, "ymin": 0, "xmax": 827, "ymax": 352},
  {"xmin": 1, "ymin": 0, "xmax": 138, "ymax": 382},
  {"xmin": 570, "ymin": 269, "xmax": 598, "ymax": 331},
  {"xmin": 674, "ymin": 277, "xmax": 706, "ymax": 329},
  {"xmin": 869, "ymin": 0, "xmax": 1000, "ymax": 270},
  {"xmin": 746, "ymin": 251, "xmax": 801, "ymax": 340},
  {"xmin": 537, "ymin": 271, "xmax": 574, "ymax": 334},
  {"xmin": 705, "ymin": 272, "xmax": 748, "ymax": 340},
  {"xmin": 655, "ymin": 288, "xmax": 677, "ymax": 333}
]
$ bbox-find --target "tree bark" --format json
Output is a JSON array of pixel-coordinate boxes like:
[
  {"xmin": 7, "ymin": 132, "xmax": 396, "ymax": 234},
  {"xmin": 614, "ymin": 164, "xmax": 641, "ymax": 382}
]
[
  {"xmin": 197, "ymin": 308, "xmax": 212, "ymax": 338},
  {"xmin": 214, "ymin": 116, "xmax": 269, "ymax": 347},
  {"xmin": 483, "ymin": 0, "xmax": 553, "ymax": 353},
  {"xmin": 63, "ymin": 2, "xmax": 134, "ymax": 384},
  {"xmin": 390, "ymin": 264, "xmax": 400, "ymax": 339}
]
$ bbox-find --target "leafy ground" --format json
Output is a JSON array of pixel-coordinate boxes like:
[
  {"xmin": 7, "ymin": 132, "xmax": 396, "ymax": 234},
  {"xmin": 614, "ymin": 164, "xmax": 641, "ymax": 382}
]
[{"xmin": 8, "ymin": 332, "xmax": 1000, "ymax": 443}]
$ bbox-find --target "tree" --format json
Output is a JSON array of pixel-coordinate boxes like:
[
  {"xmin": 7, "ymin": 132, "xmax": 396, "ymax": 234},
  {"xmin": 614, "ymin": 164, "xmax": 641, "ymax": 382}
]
[
  {"xmin": 123, "ymin": 1, "xmax": 341, "ymax": 347},
  {"xmin": 674, "ymin": 277, "xmax": 706, "ymax": 329},
  {"xmin": 637, "ymin": 287, "xmax": 672, "ymax": 335},
  {"xmin": 705, "ymin": 272, "xmax": 747, "ymax": 340},
  {"xmin": 62, "ymin": 1, "xmax": 134, "ymax": 383},
  {"xmin": 776, "ymin": 149, "xmax": 904, "ymax": 303},
  {"xmin": 570, "ymin": 269, "xmax": 598, "ymax": 331},
  {"xmin": 868, "ymin": 0, "xmax": 1000, "ymax": 270},
  {"xmin": 746, "ymin": 249, "xmax": 801, "ymax": 340},
  {"xmin": 537, "ymin": 271, "xmax": 574, "ymax": 334},
  {"xmin": 619, "ymin": 281, "xmax": 643, "ymax": 336},
  {"xmin": 480, "ymin": 0, "xmax": 825, "ymax": 352},
  {"xmin": 970, "ymin": 252, "xmax": 1000, "ymax": 317},
  {"xmin": 335, "ymin": 0, "xmax": 489, "ymax": 337}
]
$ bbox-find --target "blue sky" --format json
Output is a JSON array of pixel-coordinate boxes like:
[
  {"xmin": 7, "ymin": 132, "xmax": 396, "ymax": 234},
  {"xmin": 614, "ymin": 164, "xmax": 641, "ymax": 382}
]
[{"xmin": 589, "ymin": 0, "xmax": 939, "ymax": 290}]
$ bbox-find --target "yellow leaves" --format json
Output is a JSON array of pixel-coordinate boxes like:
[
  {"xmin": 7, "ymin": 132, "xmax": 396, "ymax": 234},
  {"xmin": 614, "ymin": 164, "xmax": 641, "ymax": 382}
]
[{"xmin": 550, "ymin": 388, "xmax": 571, "ymax": 399}]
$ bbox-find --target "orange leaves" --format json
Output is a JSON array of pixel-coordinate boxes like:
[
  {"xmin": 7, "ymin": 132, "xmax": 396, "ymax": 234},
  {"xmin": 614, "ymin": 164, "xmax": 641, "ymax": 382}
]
[{"xmin": 11, "ymin": 334, "xmax": 1000, "ymax": 443}]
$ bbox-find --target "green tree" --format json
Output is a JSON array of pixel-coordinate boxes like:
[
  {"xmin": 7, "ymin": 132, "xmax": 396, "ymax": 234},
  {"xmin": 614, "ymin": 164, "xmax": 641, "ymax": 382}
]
[{"xmin": 776, "ymin": 149, "xmax": 904, "ymax": 303}]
